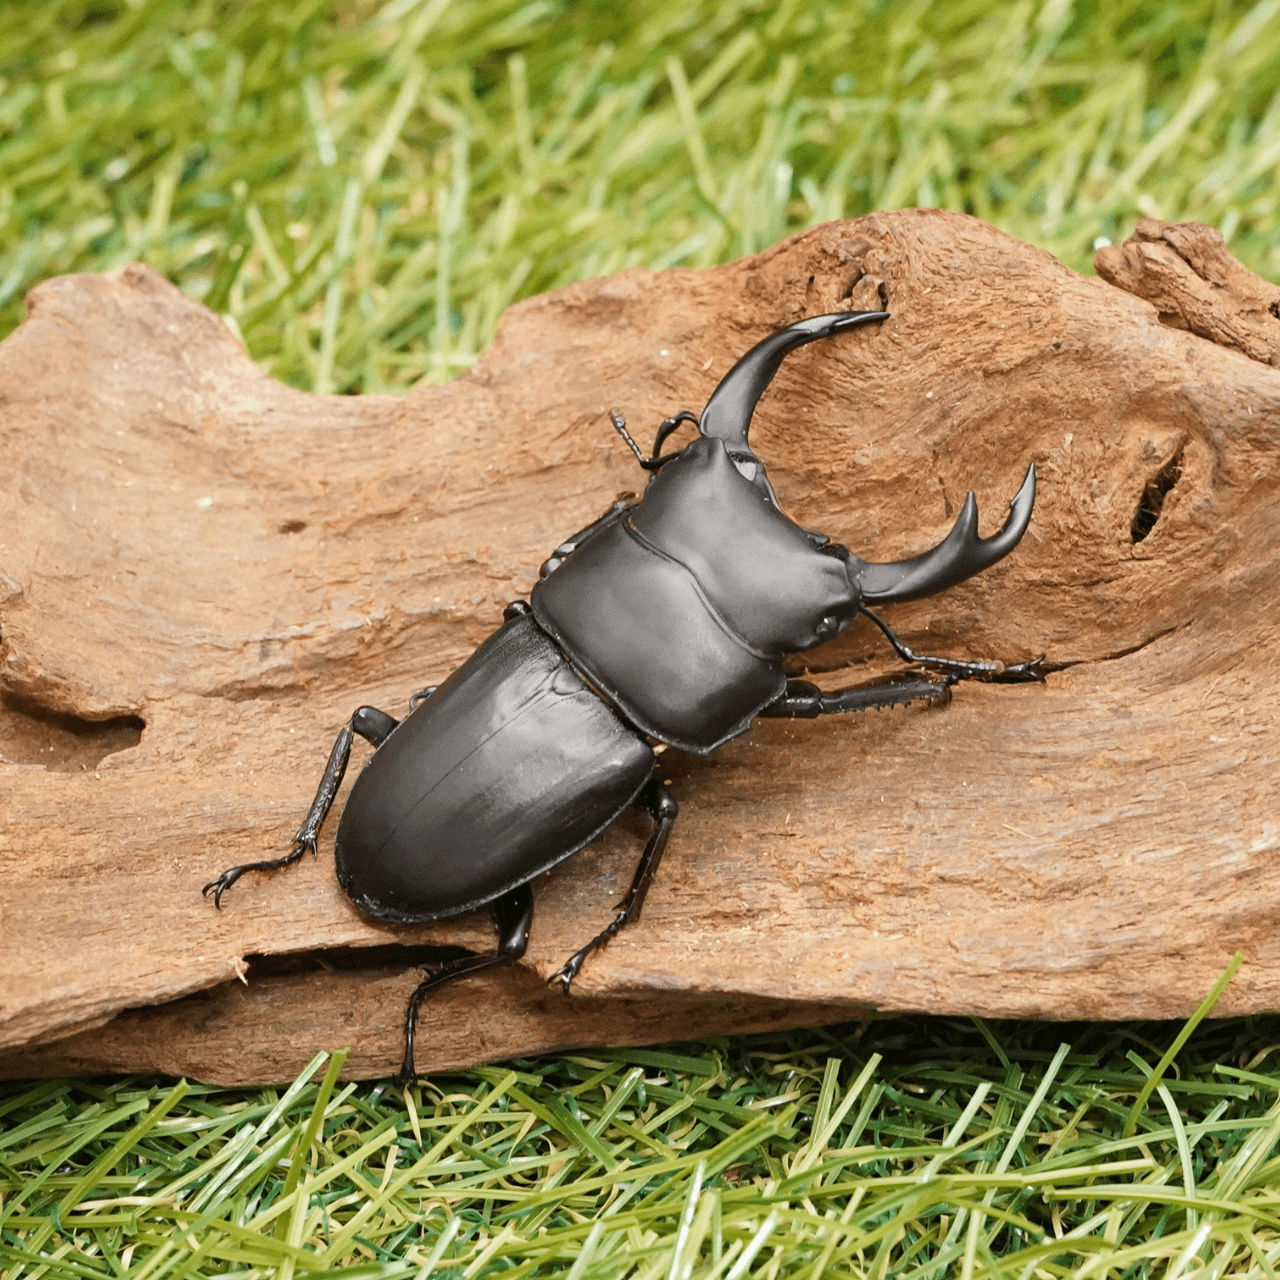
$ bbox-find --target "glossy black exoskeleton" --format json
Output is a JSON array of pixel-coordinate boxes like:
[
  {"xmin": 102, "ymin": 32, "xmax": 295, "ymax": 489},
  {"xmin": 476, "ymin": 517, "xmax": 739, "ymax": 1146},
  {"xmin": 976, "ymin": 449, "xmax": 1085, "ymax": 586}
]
[{"xmin": 204, "ymin": 310, "xmax": 1042, "ymax": 1080}]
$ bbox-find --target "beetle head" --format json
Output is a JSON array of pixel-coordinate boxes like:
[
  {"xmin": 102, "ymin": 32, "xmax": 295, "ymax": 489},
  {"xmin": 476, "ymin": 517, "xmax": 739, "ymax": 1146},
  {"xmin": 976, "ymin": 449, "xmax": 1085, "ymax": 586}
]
[
  {"xmin": 617, "ymin": 310, "xmax": 1036, "ymax": 610},
  {"xmin": 693, "ymin": 309, "xmax": 1036, "ymax": 601}
]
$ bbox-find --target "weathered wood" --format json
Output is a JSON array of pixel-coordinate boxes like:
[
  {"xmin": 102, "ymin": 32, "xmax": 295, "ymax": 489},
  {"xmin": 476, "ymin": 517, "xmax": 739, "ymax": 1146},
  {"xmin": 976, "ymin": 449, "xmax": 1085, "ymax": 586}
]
[
  {"xmin": 0, "ymin": 959, "xmax": 860, "ymax": 1086},
  {"xmin": 1096, "ymin": 217, "xmax": 1280, "ymax": 365},
  {"xmin": 2, "ymin": 209, "xmax": 1279, "ymax": 1083}
]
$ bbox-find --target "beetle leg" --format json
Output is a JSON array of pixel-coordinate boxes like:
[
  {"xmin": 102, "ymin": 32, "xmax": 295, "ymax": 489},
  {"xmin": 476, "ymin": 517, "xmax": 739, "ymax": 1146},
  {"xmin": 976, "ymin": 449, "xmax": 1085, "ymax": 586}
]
[
  {"xmin": 539, "ymin": 497, "xmax": 635, "ymax": 579},
  {"xmin": 758, "ymin": 675, "xmax": 953, "ymax": 718},
  {"xmin": 859, "ymin": 606, "xmax": 1047, "ymax": 684},
  {"xmin": 548, "ymin": 779, "xmax": 679, "ymax": 995},
  {"xmin": 650, "ymin": 411, "xmax": 700, "ymax": 462},
  {"xmin": 201, "ymin": 706, "xmax": 399, "ymax": 908},
  {"xmin": 608, "ymin": 408, "xmax": 696, "ymax": 472},
  {"xmin": 399, "ymin": 883, "xmax": 533, "ymax": 1083}
]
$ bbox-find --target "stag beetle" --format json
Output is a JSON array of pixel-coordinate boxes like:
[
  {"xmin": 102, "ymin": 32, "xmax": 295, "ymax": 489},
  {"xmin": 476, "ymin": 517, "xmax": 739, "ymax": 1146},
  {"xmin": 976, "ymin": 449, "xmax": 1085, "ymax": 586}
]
[{"xmin": 204, "ymin": 309, "xmax": 1041, "ymax": 1080}]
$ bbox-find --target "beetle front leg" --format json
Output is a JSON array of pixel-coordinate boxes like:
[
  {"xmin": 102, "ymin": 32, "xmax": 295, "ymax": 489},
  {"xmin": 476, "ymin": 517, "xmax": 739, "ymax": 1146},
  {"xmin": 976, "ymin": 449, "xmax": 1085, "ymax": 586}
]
[
  {"xmin": 859, "ymin": 606, "xmax": 1046, "ymax": 683},
  {"xmin": 202, "ymin": 705, "xmax": 399, "ymax": 907},
  {"xmin": 759, "ymin": 675, "xmax": 953, "ymax": 718},
  {"xmin": 399, "ymin": 883, "xmax": 533, "ymax": 1083},
  {"xmin": 538, "ymin": 498, "xmax": 635, "ymax": 579},
  {"xmin": 549, "ymin": 779, "xmax": 679, "ymax": 994},
  {"xmin": 608, "ymin": 407, "xmax": 698, "ymax": 471}
]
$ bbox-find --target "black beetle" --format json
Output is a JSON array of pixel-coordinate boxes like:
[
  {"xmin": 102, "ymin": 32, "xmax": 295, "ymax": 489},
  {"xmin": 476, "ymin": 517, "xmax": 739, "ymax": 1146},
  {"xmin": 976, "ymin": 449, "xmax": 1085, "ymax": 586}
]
[{"xmin": 204, "ymin": 310, "xmax": 1040, "ymax": 1080}]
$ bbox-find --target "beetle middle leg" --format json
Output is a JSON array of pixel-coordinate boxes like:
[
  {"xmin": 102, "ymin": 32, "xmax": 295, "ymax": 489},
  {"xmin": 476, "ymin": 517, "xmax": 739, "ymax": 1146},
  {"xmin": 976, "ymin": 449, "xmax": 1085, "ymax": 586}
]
[
  {"xmin": 202, "ymin": 705, "xmax": 399, "ymax": 907},
  {"xmin": 399, "ymin": 882, "xmax": 533, "ymax": 1083},
  {"xmin": 859, "ymin": 605, "xmax": 1046, "ymax": 683},
  {"xmin": 548, "ymin": 778, "xmax": 679, "ymax": 994}
]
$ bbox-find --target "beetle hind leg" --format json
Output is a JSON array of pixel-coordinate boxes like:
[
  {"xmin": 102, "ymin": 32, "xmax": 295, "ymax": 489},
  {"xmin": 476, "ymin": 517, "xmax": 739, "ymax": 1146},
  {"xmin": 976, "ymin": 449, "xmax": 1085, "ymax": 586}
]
[
  {"xmin": 202, "ymin": 705, "xmax": 399, "ymax": 908},
  {"xmin": 399, "ymin": 883, "xmax": 533, "ymax": 1083},
  {"xmin": 549, "ymin": 779, "xmax": 679, "ymax": 995}
]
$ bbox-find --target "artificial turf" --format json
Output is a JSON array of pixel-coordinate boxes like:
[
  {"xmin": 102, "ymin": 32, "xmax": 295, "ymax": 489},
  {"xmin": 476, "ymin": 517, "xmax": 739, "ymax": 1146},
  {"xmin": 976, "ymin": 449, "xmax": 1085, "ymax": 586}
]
[{"xmin": 5, "ymin": 1, "xmax": 1280, "ymax": 1275}]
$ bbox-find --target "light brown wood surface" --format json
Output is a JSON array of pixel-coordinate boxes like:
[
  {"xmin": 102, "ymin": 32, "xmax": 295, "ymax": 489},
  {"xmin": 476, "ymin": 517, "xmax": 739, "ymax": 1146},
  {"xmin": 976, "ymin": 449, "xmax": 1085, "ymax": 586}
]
[{"xmin": 2, "ymin": 209, "xmax": 1277, "ymax": 1083}]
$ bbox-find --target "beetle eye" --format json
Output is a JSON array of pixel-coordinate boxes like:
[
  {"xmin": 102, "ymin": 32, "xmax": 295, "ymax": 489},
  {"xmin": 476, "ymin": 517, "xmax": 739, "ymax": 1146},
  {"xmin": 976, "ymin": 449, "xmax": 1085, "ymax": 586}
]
[{"xmin": 731, "ymin": 457, "xmax": 758, "ymax": 482}]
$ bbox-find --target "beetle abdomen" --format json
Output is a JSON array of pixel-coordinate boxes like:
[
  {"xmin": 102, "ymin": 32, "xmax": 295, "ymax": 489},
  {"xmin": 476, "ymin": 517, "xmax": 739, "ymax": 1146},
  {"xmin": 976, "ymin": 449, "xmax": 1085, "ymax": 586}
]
[{"xmin": 334, "ymin": 614, "xmax": 653, "ymax": 923}]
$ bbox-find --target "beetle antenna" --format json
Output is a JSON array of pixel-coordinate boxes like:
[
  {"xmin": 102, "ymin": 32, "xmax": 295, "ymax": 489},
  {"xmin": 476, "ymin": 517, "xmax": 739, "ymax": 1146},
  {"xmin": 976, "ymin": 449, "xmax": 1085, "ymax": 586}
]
[
  {"xmin": 608, "ymin": 408, "xmax": 650, "ymax": 469},
  {"xmin": 609, "ymin": 408, "xmax": 677, "ymax": 472}
]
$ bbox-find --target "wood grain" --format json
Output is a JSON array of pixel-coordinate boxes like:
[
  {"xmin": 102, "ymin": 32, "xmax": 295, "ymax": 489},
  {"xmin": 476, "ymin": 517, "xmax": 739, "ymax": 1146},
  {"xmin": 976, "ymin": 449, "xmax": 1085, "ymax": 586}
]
[{"xmin": 2, "ymin": 209, "xmax": 1278, "ymax": 1082}]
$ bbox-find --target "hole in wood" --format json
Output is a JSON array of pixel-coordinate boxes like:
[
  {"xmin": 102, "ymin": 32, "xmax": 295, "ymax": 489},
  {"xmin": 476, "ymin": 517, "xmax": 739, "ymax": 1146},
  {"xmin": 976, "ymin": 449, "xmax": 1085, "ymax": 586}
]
[
  {"xmin": 1130, "ymin": 447, "xmax": 1184, "ymax": 543},
  {"xmin": 0, "ymin": 689, "xmax": 144, "ymax": 771},
  {"xmin": 277, "ymin": 519, "xmax": 307, "ymax": 534}
]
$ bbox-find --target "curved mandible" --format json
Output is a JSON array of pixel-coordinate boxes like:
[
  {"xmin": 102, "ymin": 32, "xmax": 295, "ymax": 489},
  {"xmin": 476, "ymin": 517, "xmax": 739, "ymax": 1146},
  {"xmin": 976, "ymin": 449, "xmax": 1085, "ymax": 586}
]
[
  {"xmin": 698, "ymin": 310, "xmax": 889, "ymax": 451},
  {"xmin": 852, "ymin": 464, "xmax": 1036, "ymax": 604}
]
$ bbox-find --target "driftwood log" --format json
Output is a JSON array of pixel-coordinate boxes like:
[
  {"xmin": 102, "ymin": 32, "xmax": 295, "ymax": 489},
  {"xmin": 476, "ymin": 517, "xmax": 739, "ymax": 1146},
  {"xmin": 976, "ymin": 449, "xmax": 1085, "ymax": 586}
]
[{"xmin": 2, "ymin": 210, "xmax": 1278, "ymax": 1084}]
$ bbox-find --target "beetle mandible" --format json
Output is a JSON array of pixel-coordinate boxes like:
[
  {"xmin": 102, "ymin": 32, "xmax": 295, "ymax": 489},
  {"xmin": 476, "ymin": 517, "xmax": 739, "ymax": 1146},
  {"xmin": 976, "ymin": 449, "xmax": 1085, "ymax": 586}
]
[{"xmin": 204, "ymin": 309, "xmax": 1042, "ymax": 1080}]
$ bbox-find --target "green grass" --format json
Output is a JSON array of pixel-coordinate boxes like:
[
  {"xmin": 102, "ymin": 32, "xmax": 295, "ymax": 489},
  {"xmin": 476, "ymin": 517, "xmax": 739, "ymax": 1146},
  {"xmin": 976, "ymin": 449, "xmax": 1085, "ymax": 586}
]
[
  {"xmin": 7, "ymin": 0, "xmax": 1280, "ymax": 1275},
  {"xmin": 4, "ymin": 0, "xmax": 1280, "ymax": 392},
  {"xmin": 8, "ymin": 1011, "xmax": 1280, "ymax": 1278}
]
